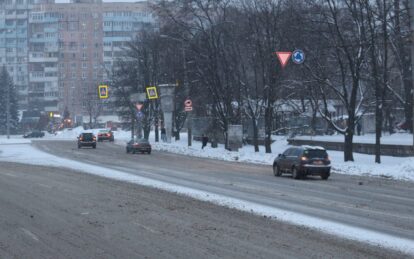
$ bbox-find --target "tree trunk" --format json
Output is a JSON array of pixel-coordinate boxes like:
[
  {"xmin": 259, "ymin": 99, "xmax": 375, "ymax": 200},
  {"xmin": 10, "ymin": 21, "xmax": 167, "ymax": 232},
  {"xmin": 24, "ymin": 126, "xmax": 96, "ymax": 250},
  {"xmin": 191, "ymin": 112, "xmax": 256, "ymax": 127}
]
[
  {"xmin": 264, "ymin": 106, "xmax": 272, "ymax": 153},
  {"xmin": 155, "ymin": 119, "xmax": 159, "ymax": 142},
  {"xmin": 344, "ymin": 129, "xmax": 354, "ymax": 162},
  {"xmin": 375, "ymin": 103, "xmax": 382, "ymax": 163},
  {"xmin": 130, "ymin": 116, "xmax": 135, "ymax": 140},
  {"xmin": 252, "ymin": 117, "xmax": 259, "ymax": 152}
]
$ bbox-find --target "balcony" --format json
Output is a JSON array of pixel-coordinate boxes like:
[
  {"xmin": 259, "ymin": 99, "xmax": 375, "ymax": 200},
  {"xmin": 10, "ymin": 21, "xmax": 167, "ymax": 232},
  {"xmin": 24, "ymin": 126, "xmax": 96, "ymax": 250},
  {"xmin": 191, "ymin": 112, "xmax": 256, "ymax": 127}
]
[{"xmin": 29, "ymin": 53, "xmax": 58, "ymax": 63}]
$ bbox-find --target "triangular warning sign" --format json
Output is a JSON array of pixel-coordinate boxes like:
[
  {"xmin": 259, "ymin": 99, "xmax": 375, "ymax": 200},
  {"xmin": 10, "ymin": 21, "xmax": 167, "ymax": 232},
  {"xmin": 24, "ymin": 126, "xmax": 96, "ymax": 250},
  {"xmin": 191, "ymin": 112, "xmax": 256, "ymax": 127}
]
[{"xmin": 275, "ymin": 51, "xmax": 292, "ymax": 68}]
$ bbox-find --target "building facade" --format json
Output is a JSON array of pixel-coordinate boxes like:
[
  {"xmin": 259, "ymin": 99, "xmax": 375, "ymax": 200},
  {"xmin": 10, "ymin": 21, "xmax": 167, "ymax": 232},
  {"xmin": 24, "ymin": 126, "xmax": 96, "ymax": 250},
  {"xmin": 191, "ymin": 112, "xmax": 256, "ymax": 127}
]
[{"xmin": 0, "ymin": 0, "xmax": 154, "ymax": 125}]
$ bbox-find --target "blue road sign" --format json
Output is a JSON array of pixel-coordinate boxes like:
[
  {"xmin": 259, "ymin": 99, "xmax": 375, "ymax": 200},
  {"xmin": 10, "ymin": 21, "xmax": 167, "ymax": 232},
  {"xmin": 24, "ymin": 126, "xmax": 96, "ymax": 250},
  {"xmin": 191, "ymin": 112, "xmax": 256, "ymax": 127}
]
[{"xmin": 292, "ymin": 49, "xmax": 305, "ymax": 64}]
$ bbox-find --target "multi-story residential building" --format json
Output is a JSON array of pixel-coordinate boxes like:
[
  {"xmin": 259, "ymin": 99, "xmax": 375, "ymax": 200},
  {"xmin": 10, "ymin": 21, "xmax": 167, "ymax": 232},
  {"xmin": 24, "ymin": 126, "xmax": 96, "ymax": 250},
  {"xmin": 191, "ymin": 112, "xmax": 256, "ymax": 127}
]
[
  {"xmin": 18, "ymin": 0, "xmax": 154, "ymax": 124},
  {"xmin": 1, "ymin": 0, "xmax": 32, "ymax": 110},
  {"xmin": 102, "ymin": 3, "xmax": 154, "ymax": 81}
]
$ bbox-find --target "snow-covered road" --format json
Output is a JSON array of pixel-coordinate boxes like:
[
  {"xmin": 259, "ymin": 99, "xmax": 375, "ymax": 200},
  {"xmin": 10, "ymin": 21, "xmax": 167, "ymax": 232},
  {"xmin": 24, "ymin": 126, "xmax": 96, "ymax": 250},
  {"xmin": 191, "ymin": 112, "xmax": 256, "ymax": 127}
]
[{"xmin": 1, "ymin": 138, "xmax": 413, "ymax": 256}]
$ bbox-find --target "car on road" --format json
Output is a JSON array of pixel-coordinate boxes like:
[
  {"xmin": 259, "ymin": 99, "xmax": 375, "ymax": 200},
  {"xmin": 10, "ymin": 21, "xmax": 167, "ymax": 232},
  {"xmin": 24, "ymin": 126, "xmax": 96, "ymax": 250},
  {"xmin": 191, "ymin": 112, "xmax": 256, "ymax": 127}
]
[
  {"xmin": 126, "ymin": 138, "xmax": 151, "ymax": 154},
  {"xmin": 97, "ymin": 129, "xmax": 114, "ymax": 142},
  {"xmin": 273, "ymin": 146, "xmax": 331, "ymax": 180},
  {"xmin": 77, "ymin": 132, "xmax": 97, "ymax": 149},
  {"xmin": 23, "ymin": 131, "xmax": 45, "ymax": 138}
]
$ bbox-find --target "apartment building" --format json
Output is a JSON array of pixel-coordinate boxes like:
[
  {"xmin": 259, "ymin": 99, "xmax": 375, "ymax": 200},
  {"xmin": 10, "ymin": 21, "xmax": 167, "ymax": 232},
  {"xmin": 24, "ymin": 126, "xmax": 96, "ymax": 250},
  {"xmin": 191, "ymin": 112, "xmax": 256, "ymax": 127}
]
[{"xmin": 5, "ymin": 0, "xmax": 154, "ymax": 122}]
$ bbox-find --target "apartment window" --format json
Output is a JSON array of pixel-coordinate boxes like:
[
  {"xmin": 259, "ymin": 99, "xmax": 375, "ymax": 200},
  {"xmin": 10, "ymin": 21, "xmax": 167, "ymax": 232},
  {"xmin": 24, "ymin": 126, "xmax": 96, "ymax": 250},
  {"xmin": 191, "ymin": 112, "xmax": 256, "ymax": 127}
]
[
  {"xmin": 104, "ymin": 51, "xmax": 111, "ymax": 57},
  {"xmin": 81, "ymin": 72, "xmax": 86, "ymax": 79},
  {"xmin": 82, "ymin": 42, "xmax": 87, "ymax": 49},
  {"xmin": 71, "ymin": 72, "xmax": 76, "ymax": 78},
  {"xmin": 72, "ymin": 53, "xmax": 76, "ymax": 58},
  {"xmin": 82, "ymin": 52, "xmax": 87, "ymax": 59},
  {"xmin": 71, "ymin": 63, "xmax": 76, "ymax": 68}
]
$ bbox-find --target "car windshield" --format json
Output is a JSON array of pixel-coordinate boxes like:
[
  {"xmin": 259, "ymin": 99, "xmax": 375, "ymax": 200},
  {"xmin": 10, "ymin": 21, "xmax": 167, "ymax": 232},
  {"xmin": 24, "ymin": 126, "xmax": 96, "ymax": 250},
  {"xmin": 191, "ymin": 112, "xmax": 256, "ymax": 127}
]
[{"xmin": 304, "ymin": 150, "xmax": 328, "ymax": 159}]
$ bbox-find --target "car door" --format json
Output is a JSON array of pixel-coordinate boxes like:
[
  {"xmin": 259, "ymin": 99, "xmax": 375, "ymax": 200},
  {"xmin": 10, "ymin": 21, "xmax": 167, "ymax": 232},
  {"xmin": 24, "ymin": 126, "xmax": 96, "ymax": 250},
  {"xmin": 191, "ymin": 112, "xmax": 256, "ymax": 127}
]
[
  {"xmin": 279, "ymin": 148, "xmax": 292, "ymax": 171},
  {"xmin": 286, "ymin": 148, "xmax": 299, "ymax": 171}
]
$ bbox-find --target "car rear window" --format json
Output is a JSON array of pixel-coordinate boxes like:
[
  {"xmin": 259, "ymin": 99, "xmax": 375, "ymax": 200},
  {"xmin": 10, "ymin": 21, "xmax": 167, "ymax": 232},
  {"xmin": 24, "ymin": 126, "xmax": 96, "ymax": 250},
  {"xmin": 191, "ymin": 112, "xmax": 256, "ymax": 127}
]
[
  {"xmin": 138, "ymin": 139, "xmax": 149, "ymax": 144},
  {"xmin": 82, "ymin": 133, "xmax": 94, "ymax": 140},
  {"xmin": 304, "ymin": 150, "xmax": 328, "ymax": 158}
]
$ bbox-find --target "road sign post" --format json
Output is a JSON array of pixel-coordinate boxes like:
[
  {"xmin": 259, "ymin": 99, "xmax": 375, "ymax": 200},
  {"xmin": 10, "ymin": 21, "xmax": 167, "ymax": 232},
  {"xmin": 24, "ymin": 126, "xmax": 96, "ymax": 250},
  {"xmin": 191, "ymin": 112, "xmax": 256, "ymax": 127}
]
[{"xmin": 184, "ymin": 99, "xmax": 193, "ymax": 146}]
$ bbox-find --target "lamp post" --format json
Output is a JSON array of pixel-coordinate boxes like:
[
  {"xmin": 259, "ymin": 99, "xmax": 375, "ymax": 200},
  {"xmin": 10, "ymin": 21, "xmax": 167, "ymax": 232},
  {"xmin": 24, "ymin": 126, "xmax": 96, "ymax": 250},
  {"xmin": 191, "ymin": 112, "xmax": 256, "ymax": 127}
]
[{"xmin": 160, "ymin": 34, "xmax": 192, "ymax": 146}]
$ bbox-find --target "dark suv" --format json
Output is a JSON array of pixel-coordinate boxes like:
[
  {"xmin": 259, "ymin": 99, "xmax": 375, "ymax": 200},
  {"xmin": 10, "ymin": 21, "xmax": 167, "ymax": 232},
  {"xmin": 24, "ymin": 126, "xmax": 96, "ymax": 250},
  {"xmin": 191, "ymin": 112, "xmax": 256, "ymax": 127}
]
[
  {"xmin": 77, "ymin": 132, "xmax": 97, "ymax": 149},
  {"xmin": 273, "ymin": 146, "xmax": 331, "ymax": 180}
]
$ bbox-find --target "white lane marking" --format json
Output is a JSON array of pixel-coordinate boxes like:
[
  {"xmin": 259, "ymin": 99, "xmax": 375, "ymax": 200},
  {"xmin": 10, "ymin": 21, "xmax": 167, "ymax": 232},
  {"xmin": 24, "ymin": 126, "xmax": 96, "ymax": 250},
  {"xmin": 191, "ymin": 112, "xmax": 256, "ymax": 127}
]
[
  {"xmin": 21, "ymin": 228, "xmax": 40, "ymax": 242},
  {"xmin": 133, "ymin": 222, "xmax": 161, "ymax": 234},
  {"xmin": 1, "ymin": 172, "xmax": 18, "ymax": 178},
  {"xmin": 81, "ymin": 212, "xmax": 89, "ymax": 215},
  {"xmin": 2, "ymin": 143, "xmax": 414, "ymax": 256}
]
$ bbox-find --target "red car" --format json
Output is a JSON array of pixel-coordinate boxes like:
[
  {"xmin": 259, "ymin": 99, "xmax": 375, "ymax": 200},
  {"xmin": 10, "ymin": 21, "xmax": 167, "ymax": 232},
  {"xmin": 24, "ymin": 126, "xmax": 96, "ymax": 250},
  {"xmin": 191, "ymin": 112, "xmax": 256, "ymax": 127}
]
[{"xmin": 97, "ymin": 129, "xmax": 114, "ymax": 142}]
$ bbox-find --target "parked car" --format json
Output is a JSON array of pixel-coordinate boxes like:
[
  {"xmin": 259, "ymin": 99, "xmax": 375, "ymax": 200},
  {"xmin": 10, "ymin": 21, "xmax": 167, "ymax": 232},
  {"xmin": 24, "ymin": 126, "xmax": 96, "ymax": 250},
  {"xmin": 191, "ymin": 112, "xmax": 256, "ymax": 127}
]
[
  {"xmin": 126, "ymin": 139, "xmax": 151, "ymax": 154},
  {"xmin": 77, "ymin": 132, "xmax": 97, "ymax": 149},
  {"xmin": 273, "ymin": 146, "xmax": 331, "ymax": 180},
  {"xmin": 23, "ymin": 131, "xmax": 45, "ymax": 138},
  {"xmin": 97, "ymin": 129, "xmax": 114, "ymax": 142}
]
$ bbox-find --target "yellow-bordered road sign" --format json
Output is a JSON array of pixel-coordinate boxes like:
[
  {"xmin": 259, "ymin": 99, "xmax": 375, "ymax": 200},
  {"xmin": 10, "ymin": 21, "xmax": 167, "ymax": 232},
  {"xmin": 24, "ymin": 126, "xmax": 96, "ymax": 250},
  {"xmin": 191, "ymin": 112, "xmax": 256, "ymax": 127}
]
[
  {"xmin": 98, "ymin": 85, "xmax": 108, "ymax": 99},
  {"xmin": 146, "ymin": 86, "xmax": 158, "ymax": 99}
]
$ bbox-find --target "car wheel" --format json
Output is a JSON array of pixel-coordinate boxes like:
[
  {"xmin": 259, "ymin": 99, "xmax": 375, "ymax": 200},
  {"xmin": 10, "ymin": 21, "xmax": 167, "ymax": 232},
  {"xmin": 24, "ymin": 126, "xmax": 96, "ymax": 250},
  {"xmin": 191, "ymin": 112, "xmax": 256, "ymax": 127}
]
[
  {"xmin": 126, "ymin": 148, "xmax": 129, "ymax": 153},
  {"xmin": 321, "ymin": 172, "xmax": 330, "ymax": 180},
  {"xmin": 148, "ymin": 151, "xmax": 151, "ymax": 154},
  {"xmin": 78, "ymin": 145, "xmax": 81, "ymax": 149},
  {"xmin": 273, "ymin": 164, "xmax": 282, "ymax": 177},
  {"xmin": 93, "ymin": 145, "xmax": 96, "ymax": 149},
  {"xmin": 132, "ymin": 150, "xmax": 136, "ymax": 154},
  {"xmin": 292, "ymin": 167, "xmax": 301, "ymax": 180}
]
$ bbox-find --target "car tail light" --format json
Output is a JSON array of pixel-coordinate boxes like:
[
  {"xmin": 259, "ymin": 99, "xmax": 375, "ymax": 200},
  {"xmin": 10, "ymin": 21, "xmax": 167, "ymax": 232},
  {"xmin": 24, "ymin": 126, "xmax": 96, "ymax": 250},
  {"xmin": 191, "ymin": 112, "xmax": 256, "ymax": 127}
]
[
  {"xmin": 107, "ymin": 133, "xmax": 110, "ymax": 137},
  {"xmin": 93, "ymin": 137, "xmax": 96, "ymax": 140},
  {"xmin": 133, "ymin": 143, "xmax": 139, "ymax": 147},
  {"xmin": 300, "ymin": 156, "xmax": 308, "ymax": 161},
  {"xmin": 79, "ymin": 137, "xmax": 83, "ymax": 141}
]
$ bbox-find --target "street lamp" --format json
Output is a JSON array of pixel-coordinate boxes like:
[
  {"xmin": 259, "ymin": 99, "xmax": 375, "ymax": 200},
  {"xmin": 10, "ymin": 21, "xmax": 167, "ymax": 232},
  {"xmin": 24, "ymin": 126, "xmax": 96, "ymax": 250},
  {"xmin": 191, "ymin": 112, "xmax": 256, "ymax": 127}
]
[{"xmin": 159, "ymin": 34, "xmax": 193, "ymax": 146}]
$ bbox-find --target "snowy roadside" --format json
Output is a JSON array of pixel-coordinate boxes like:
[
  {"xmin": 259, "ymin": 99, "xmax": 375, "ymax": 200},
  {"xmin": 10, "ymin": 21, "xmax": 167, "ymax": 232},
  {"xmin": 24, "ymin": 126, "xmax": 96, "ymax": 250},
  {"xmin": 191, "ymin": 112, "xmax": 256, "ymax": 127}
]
[{"xmin": 7, "ymin": 126, "xmax": 414, "ymax": 182}]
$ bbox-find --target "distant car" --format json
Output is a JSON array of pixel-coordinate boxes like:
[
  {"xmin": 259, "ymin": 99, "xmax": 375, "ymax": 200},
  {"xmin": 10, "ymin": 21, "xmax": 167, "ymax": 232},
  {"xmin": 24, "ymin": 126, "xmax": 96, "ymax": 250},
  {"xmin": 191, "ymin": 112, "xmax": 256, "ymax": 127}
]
[
  {"xmin": 273, "ymin": 146, "xmax": 331, "ymax": 180},
  {"xmin": 97, "ymin": 129, "xmax": 114, "ymax": 142},
  {"xmin": 126, "ymin": 139, "xmax": 151, "ymax": 154},
  {"xmin": 77, "ymin": 132, "xmax": 97, "ymax": 149},
  {"xmin": 23, "ymin": 131, "xmax": 45, "ymax": 138}
]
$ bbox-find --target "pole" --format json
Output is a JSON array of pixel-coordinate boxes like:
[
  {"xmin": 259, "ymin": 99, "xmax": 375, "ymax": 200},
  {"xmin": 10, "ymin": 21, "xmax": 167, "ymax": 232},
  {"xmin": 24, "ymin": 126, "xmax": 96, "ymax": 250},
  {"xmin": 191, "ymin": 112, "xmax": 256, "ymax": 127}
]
[
  {"xmin": 182, "ymin": 41, "xmax": 192, "ymax": 146},
  {"xmin": 6, "ymin": 77, "xmax": 10, "ymax": 139},
  {"xmin": 411, "ymin": 0, "xmax": 414, "ymax": 146}
]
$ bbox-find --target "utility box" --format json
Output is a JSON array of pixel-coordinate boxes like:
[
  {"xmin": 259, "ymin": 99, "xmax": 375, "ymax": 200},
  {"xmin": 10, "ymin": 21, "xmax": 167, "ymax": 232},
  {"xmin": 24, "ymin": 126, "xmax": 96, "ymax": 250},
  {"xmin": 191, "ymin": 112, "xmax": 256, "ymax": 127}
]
[{"xmin": 227, "ymin": 125, "xmax": 243, "ymax": 151}]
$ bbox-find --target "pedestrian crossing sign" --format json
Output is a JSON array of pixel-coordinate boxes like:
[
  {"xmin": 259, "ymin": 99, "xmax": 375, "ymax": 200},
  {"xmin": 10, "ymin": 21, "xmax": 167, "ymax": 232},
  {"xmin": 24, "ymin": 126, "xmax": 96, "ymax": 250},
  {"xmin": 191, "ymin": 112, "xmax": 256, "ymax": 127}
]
[
  {"xmin": 98, "ymin": 85, "xmax": 108, "ymax": 99},
  {"xmin": 146, "ymin": 86, "xmax": 158, "ymax": 99}
]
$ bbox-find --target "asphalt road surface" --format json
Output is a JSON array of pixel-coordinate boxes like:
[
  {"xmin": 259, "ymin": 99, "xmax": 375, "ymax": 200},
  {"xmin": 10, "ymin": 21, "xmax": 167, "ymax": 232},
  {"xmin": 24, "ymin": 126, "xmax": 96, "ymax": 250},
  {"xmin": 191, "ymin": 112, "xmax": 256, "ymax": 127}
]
[{"xmin": 0, "ymin": 140, "xmax": 412, "ymax": 258}]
